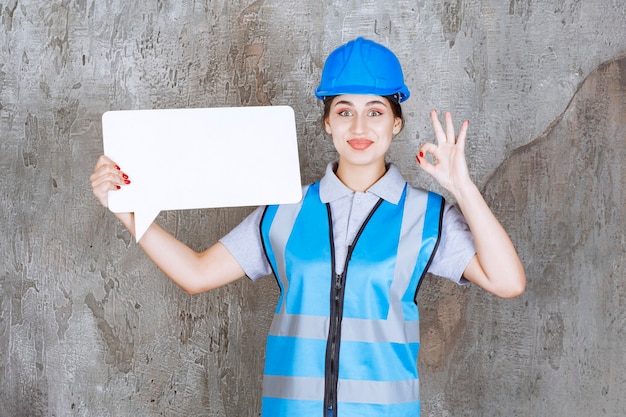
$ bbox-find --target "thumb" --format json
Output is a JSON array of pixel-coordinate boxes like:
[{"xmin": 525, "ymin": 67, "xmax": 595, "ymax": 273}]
[{"xmin": 416, "ymin": 143, "xmax": 438, "ymax": 177}]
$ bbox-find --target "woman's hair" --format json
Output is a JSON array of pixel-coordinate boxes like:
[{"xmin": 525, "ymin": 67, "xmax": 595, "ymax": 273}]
[{"xmin": 321, "ymin": 95, "xmax": 405, "ymax": 133}]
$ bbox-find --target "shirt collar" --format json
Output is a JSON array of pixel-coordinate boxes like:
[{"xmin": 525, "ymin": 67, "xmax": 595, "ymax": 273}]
[{"xmin": 319, "ymin": 161, "xmax": 407, "ymax": 205}]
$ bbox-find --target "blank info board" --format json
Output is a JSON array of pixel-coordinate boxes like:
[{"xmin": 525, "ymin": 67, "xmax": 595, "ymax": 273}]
[{"xmin": 102, "ymin": 106, "xmax": 302, "ymax": 241}]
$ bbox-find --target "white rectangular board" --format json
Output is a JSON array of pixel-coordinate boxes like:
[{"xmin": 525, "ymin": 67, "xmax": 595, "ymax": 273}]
[{"xmin": 102, "ymin": 106, "xmax": 302, "ymax": 241}]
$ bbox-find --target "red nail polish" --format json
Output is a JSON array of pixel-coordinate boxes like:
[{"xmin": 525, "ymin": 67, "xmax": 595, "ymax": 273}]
[
  {"xmin": 415, "ymin": 155, "xmax": 421, "ymax": 164},
  {"xmin": 122, "ymin": 173, "xmax": 128, "ymax": 180},
  {"xmin": 124, "ymin": 179, "xmax": 131, "ymax": 184},
  {"xmin": 115, "ymin": 165, "xmax": 121, "ymax": 170},
  {"xmin": 419, "ymin": 151, "xmax": 424, "ymax": 157},
  {"xmin": 116, "ymin": 185, "xmax": 121, "ymax": 190}
]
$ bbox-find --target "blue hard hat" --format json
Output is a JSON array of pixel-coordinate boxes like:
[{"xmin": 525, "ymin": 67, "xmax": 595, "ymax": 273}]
[{"xmin": 314, "ymin": 37, "xmax": 410, "ymax": 102}]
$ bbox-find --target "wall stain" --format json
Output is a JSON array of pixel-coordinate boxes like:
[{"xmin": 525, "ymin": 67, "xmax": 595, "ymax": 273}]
[
  {"xmin": 374, "ymin": 19, "xmax": 392, "ymax": 36},
  {"xmin": 179, "ymin": 310, "xmax": 206, "ymax": 344},
  {"xmin": 541, "ymin": 312, "xmax": 565, "ymax": 370},
  {"xmin": 84, "ymin": 278, "xmax": 135, "ymax": 373},
  {"xmin": 440, "ymin": 0, "xmax": 463, "ymax": 48},
  {"xmin": 509, "ymin": 0, "xmax": 532, "ymax": 21},
  {"xmin": 54, "ymin": 287, "xmax": 72, "ymax": 341},
  {"xmin": 208, "ymin": 300, "xmax": 230, "ymax": 359},
  {"xmin": 22, "ymin": 113, "xmax": 40, "ymax": 168},
  {"xmin": 2, "ymin": 0, "xmax": 19, "ymax": 31},
  {"xmin": 477, "ymin": 54, "xmax": 626, "ymax": 412},
  {"xmin": 418, "ymin": 278, "xmax": 468, "ymax": 370},
  {"xmin": 229, "ymin": 0, "xmax": 273, "ymax": 105},
  {"xmin": 244, "ymin": 42, "xmax": 271, "ymax": 105},
  {"xmin": 43, "ymin": 2, "xmax": 71, "ymax": 71},
  {"xmin": 10, "ymin": 225, "xmax": 33, "ymax": 276},
  {"xmin": 54, "ymin": 99, "xmax": 79, "ymax": 135},
  {"xmin": 0, "ymin": 64, "xmax": 5, "ymax": 111},
  {"xmin": 8, "ymin": 275, "xmax": 39, "ymax": 328},
  {"xmin": 238, "ymin": 0, "xmax": 265, "ymax": 23}
]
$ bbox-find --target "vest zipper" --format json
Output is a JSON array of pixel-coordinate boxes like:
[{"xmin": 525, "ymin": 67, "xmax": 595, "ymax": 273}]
[
  {"xmin": 324, "ymin": 270, "xmax": 346, "ymax": 417},
  {"xmin": 323, "ymin": 199, "xmax": 383, "ymax": 417}
]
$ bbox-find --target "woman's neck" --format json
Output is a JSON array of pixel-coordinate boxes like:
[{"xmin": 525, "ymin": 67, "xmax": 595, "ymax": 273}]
[{"xmin": 335, "ymin": 160, "xmax": 387, "ymax": 192}]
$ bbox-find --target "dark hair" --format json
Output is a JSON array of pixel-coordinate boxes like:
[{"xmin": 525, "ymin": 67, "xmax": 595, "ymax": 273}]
[{"xmin": 321, "ymin": 95, "xmax": 405, "ymax": 133}]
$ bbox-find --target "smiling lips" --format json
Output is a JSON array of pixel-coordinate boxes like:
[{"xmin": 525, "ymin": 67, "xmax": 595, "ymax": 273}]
[{"xmin": 347, "ymin": 139, "xmax": 373, "ymax": 150}]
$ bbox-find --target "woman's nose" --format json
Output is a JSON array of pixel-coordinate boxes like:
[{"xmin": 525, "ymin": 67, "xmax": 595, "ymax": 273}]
[{"xmin": 351, "ymin": 113, "xmax": 367, "ymax": 134}]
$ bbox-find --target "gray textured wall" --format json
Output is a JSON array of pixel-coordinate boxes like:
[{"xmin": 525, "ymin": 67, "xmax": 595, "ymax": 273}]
[{"xmin": 1, "ymin": 1, "xmax": 625, "ymax": 416}]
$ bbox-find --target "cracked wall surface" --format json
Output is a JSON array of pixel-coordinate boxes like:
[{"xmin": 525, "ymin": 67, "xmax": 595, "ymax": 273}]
[{"xmin": 1, "ymin": 1, "xmax": 626, "ymax": 416}]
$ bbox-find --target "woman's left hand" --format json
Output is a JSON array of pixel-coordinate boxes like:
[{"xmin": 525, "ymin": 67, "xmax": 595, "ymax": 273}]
[
  {"xmin": 416, "ymin": 110, "xmax": 472, "ymax": 198},
  {"xmin": 417, "ymin": 110, "xmax": 526, "ymax": 298}
]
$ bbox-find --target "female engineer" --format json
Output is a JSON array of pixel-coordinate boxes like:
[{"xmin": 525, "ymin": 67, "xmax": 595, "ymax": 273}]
[{"xmin": 90, "ymin": 37, "xmax": 525, "ymax": 417}]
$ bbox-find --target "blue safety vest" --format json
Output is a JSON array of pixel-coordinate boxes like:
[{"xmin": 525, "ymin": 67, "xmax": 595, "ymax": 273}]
[{"xmin": 259, "ymin": 181, "xmax": 444, "ymax": 417}]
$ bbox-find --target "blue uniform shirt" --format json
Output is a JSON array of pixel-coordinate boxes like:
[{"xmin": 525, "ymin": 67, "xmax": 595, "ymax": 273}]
[{"xmin": 220, "ymin": 162, "xmax": 475, "ymax": 284}]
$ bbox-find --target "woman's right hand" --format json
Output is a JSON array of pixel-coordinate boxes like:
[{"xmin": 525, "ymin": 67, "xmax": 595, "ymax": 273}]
[
  {"xmin": 89, "ymin": 157, "xmax": 245, "ymax": 294},
  {"xmin": 89, "ymin": 155, "xmax": 131, "ymax": 208}
]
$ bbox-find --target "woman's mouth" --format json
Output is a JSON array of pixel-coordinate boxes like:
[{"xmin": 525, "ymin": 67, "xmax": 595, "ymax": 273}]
[{"xmin": 347, "ymin": 139, "xmax": 373, "ymax": 150}]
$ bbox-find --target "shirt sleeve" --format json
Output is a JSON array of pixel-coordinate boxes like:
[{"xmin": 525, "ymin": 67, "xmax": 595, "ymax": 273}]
[
  {"xmin": 427, "ymin": 202, "xmax": 476, "ymax": 285},
  {"xmin": 219, "ymin": 206, "xmax": 273, "ymax": 281}
]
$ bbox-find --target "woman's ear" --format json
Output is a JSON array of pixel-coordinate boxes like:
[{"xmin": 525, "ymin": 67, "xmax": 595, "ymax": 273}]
[
  {"xmin": 324, "ymin": 118, "xmax": 332, "ymax": 135},
  {"xmin": 392, "ymin": 117, "xmax": 402, "ymax": 135}
]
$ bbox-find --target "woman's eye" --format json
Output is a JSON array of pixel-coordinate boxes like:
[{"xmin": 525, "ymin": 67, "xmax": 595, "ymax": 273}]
[
  {"xmin": 338, "ymin": 109, "xmax": 352, "ymax": 117},
  {"xmin": 368, "ymin": 110, "xmax": 382, "ymax": 117}
]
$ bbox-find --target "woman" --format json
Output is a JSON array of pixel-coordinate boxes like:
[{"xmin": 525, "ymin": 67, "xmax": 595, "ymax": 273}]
[{"xmin": 91, "ymin": 37, "xmax": 525, "ymax": 417}]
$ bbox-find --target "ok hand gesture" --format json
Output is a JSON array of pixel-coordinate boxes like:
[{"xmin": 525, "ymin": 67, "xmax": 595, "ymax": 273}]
[{"xmin": 416, "ymin": 110, "xmax": 472, "ymax": 198}]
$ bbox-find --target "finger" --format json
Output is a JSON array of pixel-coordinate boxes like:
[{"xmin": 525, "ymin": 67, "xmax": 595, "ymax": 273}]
[
  {"xmin": 416, "ymin": 142, "xmax": 439, "ymax": 166},
  {"xmin": 430, "ymin": 110, "xmax": 446, "ymax": 143},
  {"xmin": 94, "ymin": 155, "xmax": 117, "ymax": 171},
  {"xmin": 417, "ymin": 142, "xmax": 439, "ymax": 159},
  {"xmin": 94, "ymin": 155, "xmax": 124, "ymax": 176},
  {"xmin": 90, "ymin": 155, "xmax": 129, "ymax": 184},
  {"xmin": 90, "ymin": 164, "xmax": 118, "ymax": 186},
  {"xmin": 416, "ymin": 146, "xmax": 437, "ymax": 177},
  {"xmin": 91, "ymin": 172, "xmax": 122, "ymax": 193},
  {"xmin": 445, "ymin": 111, "xmax": 456, "ymax": 144},
  {"xmin": 90, "ymin": 165, "xmax": 130, "ymax": 195},
  {"xmin": 456, "ymin": 119, "xmax": 469, "ymax": 151}
]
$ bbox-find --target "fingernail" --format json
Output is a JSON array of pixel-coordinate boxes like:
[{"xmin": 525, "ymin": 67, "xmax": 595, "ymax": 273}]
[
  {"xmin": 116, "ymin": 185, "xmax": 121, "ymax": 190},
  {"xmin": 115, "ymin": 165, "xmax": 120, "ymax": 170},
  {"xmin": 419, "ymin": 151, "xmax": 424, "ymax": 157},
  {"xmin": 124, "ymin": 179, "xmax": 131, "ymax": 184},
  {"xmin": 122, "ymin": 173, "xmax": 128, "ymax": 180},
  {"xmin": 415, "ymin": 155, "xmax": 421, "ymax": 164}
]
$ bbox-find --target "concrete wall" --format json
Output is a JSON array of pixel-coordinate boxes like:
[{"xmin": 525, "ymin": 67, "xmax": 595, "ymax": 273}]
[{"xmin": 1, "ymin": 1, "xmax": 625, "ymax": 416}]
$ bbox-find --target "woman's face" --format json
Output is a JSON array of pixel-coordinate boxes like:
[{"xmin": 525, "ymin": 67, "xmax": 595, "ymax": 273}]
[{"xmin": 324, "ymin": 94, "xmax": 402, "ymax": 170}]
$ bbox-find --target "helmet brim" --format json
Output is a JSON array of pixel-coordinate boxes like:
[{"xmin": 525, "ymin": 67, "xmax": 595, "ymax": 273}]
[{"xmin": 314, "ymin": 85, "xmax": 410, "ymax": 103}]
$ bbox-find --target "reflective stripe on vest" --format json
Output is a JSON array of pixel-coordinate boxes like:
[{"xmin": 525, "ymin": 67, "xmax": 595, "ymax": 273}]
[{"xmin": 260, "ymin": 181, "xmax": 444, "ymax": 417}]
